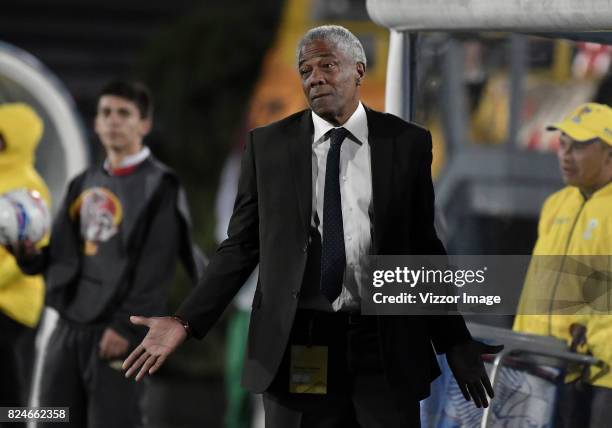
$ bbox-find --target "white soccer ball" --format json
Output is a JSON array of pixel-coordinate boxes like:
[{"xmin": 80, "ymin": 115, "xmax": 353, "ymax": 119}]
[{"xmin": 0, "ymin": 189, "xmax": 51, "ymax": 246}]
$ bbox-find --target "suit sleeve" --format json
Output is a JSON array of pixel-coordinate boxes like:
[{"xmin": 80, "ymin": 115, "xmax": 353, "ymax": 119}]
[
  {"xmin": 416, "ymin": 130, "xmax": 472, "ymax": 353},
  {"xmin": 175, "ymin": 132, "xmax": 260, "ymax": 339}
]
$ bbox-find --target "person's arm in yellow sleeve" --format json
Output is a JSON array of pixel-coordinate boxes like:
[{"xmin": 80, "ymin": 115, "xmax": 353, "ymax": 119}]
[{"xmin": 0, "ymin": 248, "xmax": 28, "ymax": 290}]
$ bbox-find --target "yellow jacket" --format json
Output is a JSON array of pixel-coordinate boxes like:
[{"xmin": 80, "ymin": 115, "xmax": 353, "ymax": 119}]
[
  {"xmin": 514, "ymin": 181, "xmax": 612, "ymax": 387},
  {"xmin": 0, "ymin": 103, "xmax": 51, "ymax": 328}
]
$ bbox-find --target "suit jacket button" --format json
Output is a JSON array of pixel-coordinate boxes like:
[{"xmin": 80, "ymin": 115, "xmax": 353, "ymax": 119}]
[
  {"xmin": 302, "ymin": 242, "xmax": 308, "ymax": 253},
  {"xmin": 292, "ymin": 291, "xmax": 299, "ymax": 299}
]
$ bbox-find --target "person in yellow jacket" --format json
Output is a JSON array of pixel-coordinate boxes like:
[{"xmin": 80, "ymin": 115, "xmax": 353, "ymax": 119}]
[
  {"xmin": 0, "ymin": 103, "xmax": 51, "ymax": 411},
  {"xmin": 513, "ymin": 102, "xmax": 612, "ymax": 428}
]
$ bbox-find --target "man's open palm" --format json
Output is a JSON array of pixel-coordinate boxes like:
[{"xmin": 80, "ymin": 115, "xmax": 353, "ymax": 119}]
[{"xmin": 122, "ymin": 316, "xmax": 187, "ymax": 381}]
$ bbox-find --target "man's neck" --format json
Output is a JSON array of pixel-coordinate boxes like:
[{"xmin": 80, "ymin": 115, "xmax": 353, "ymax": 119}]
[
  {"xmin": 322, "ymin": 99, "xmax": 360, "ymax": 126},
  {"xmin": 106, "ymin": 145, "xmax": 143, "ymax": 169},
  {"xmin": 579, "ymin": 178, "xmax": 611, "ymax": 199}
]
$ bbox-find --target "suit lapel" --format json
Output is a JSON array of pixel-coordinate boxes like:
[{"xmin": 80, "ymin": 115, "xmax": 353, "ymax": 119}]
[
  {"xmin": 288, "ymin": 110, "xmax": 314, "ymax": 232},
  {"xmin": 366, "ymin": 107, "xmax": 394, "ymax": 253}
]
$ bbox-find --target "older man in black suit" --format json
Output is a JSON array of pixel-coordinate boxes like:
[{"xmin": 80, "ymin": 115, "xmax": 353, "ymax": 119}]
[{"xmin": 124, "ymin": 25, "xmax": 501, "ymax": 427}]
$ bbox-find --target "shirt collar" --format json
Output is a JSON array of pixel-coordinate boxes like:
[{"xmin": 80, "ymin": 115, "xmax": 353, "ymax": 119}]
[
  {"xmin": 582, "ymin": 180, "xmax": 612, "ymax": 200},
  {"xmin": 312, "ymin": 102, "xmax": 368, "ymax": 146},
  {"xmin": 104, "ymin": 146, "xmax": 151, "ymax": 175}
]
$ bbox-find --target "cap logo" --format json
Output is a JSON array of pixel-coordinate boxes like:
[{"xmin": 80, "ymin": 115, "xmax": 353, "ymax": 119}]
[
  {"xmin": 571, "ymin": 106, "xmax": 592, "ymax": 123},
  {"xmin": 605, "ymin": 128, "xmax": 612, "ymax": 136}
]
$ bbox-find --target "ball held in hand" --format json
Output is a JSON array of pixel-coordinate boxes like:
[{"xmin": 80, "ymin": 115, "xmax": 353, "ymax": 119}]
[{"xmin": 0, "ymin": 189, "xmax": 50, "ymax": 246}]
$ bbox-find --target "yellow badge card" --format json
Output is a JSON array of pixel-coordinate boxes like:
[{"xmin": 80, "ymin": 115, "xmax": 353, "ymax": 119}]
[{"xmin": 289, "ymin": 345, "xmax": 328, "ymax": 394}]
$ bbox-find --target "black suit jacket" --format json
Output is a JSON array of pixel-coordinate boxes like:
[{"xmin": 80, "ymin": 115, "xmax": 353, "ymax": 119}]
[{"xmin": 177, "ymin": 107, "xmax": 471, "ymax": 399}]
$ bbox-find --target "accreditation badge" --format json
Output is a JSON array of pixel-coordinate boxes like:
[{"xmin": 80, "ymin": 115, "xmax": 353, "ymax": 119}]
[
  {"xmin": 84, "ymin": 240, "xmax": 98, "ymax": 256},
  {"xmin": 289, "ymin": 345, "xmax": 328, "ymax": 394}
]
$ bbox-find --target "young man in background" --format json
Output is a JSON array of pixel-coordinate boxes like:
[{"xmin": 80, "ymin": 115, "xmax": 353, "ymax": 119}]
[{"xmin": 12, "ymin": 80, "xmax": 204, "ymax": 428}]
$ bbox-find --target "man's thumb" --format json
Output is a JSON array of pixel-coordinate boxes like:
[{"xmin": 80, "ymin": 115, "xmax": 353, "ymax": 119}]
[{"xmin": 130, "ymin": 315, "xmax": 149, "ymax": 326}]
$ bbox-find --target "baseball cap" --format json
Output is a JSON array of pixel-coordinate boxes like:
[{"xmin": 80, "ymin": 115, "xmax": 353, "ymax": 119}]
[{"xmin": 547, "ymin": 102, "xmax": 612, "ymax": 146}]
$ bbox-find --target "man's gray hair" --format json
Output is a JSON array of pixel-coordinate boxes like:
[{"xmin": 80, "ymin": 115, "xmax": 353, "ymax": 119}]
[{"xmin": 297, "ymin": 25, "xmax": 367, "ymax": 67}]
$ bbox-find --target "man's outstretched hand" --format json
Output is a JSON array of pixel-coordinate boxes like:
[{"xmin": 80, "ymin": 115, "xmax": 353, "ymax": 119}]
[
  {"xmin": 446, "ymin": 339, "xmax": 504, "ymax": 408},
  {"xmin": 122, "ymin": 316, "xmax": 187, "ymax": 381}
]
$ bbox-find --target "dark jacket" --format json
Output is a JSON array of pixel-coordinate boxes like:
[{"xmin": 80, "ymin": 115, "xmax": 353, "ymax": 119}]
[
  {"xmin": 177, "ymin": 108, "xmax": 471, "ymax": 399},
  {"xmin": 23, "ymin": 156, "xmax": 205, "ymax": 345}
]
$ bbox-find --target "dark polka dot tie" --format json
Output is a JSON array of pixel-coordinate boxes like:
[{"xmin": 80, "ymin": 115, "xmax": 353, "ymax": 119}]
[{"xmin": 320, "ymin": 127, "xmax": 349, "ymax": 303}]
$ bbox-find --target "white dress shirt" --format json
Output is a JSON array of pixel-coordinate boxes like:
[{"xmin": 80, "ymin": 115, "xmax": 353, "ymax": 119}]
[{"xmin": 307, "ymin": 102, "xmax": 373, "ymax": 312}]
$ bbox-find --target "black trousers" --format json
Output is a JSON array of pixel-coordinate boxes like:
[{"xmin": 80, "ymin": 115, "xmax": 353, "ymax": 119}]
[
  {"xmin": 264, "ymin": 310, "xmax": 420, "ymax": 428},
  {"xmin": 36, "ymin": 318, "xmax": 145, "ymax": 428},
  {"xmin": 0, "ymin": 312, "xmax": 30, "ymax": 428}
]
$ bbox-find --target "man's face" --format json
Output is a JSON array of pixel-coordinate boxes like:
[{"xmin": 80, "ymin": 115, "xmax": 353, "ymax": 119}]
[
  {"xmin": 298, "ymin": 39, "xmax": 365, "ymax": 125},
  {"xmin": 94, "ymin": 95, "xmax": 150, "ymax": 153},
  {"xmin": 557, "ymin": 133, "xmax": 612, "ymax": 191}
]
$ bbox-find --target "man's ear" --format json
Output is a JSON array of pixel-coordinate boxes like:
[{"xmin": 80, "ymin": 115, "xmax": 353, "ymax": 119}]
[
  {"xmin": 140, "ymin": 117, "xmax": 153, "ymax": 137},
  {"xmin": 356, "ymin": 62, "xmax": 366, "ymax": 85}
]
